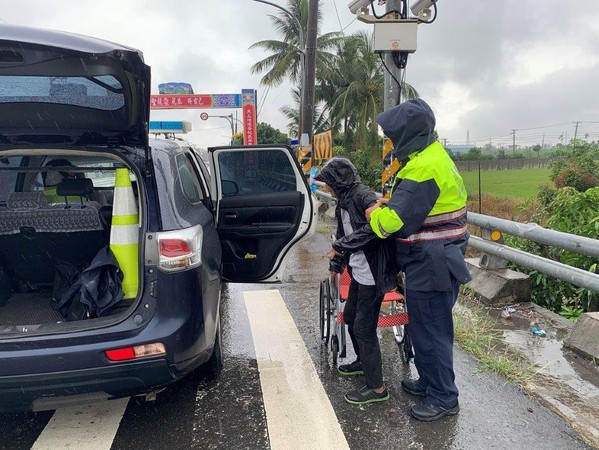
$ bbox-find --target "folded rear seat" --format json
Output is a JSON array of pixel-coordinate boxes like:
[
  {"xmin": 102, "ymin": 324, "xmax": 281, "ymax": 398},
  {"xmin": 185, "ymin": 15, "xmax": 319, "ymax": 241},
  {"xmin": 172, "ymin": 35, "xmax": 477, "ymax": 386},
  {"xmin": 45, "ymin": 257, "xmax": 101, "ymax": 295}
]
[{"xmin": 0, "ymin": 180, "xmax": 107, "ymax": 286}]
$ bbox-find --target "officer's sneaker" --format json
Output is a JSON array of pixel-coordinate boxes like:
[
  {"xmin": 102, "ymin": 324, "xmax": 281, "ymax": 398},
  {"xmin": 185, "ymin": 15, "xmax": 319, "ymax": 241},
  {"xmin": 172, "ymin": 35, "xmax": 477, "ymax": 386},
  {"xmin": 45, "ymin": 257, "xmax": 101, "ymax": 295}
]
[
  {"xmin": 337, "ymin": 360, "xmax": 364, "ymax": 376},
  {"xmin": 345, "ymin": 385, "xmax": 389, "ymax": 405},
  {"xmin": 401, "ymin": 378, "xmax": 427, "ymax": 397}
]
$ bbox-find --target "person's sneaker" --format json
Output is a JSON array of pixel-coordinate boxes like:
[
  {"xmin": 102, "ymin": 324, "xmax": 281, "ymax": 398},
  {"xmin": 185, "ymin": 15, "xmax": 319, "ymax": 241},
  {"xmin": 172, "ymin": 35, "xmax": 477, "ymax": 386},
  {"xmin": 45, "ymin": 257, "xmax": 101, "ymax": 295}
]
[
  {"xmin": 410, "ymin": 399, "xmax": 459, "ymax": 421},
  {"xmin": 401, "ymin": 378, "xmax": 427, "ymax": 397},
  {"xmin": 337, "ymin": 360, "xmax": 364, "ymax": 376},
  {"xmin": 344, "ymin": 385, "xmax": 389, "ymax": 405}
]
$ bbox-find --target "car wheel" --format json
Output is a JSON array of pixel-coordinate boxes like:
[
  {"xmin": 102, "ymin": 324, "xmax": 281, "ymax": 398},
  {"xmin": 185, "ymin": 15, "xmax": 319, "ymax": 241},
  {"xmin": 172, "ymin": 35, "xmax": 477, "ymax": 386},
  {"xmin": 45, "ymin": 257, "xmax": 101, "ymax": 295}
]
[{"xmin": 204, "ymin": 320, "xmax": 223, "ymax": 379}]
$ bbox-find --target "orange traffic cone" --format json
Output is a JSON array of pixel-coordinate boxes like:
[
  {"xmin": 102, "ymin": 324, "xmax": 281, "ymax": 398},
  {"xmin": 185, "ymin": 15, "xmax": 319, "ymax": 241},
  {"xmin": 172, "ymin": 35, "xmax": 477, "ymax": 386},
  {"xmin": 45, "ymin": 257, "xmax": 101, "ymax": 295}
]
[{"xmin": 110, "ymin": 168, "xmax": 139, "ymax": 299}]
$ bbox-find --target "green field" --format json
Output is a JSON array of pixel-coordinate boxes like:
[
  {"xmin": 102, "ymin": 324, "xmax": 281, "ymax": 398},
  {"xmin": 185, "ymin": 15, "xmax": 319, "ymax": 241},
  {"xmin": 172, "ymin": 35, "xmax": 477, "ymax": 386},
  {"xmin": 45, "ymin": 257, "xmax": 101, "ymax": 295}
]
[{"xmin": 460, "ymin": 168, "xmax": 552, "ymax": 200}]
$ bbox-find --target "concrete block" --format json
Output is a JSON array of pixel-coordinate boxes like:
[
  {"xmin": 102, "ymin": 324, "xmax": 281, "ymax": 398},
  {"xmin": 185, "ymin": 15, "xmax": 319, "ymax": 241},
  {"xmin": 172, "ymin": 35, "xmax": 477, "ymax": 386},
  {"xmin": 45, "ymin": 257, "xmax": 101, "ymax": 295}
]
[
  {"xmin": 465, "ymin": 257, "xmax": 531, "ymax": 305},
  {"xmin": 565, "ymin": 312, "xmax": 599, "ymax": 360}
]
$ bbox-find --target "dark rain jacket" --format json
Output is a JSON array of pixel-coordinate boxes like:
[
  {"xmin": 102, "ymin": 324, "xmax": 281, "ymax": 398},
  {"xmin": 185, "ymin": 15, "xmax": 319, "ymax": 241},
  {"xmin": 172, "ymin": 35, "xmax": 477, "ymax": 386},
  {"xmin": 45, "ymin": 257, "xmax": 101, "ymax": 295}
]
[
  {"xmin": 318, "ymin": 157, "xmax": 398, "ymax": 297},
  {"xmin": 371, "ymin": 99, "xmax": 472, "ymax": 292},
  {"xmin": 55, "ymin": 246, "xmax": 124, "ymax": 318}
]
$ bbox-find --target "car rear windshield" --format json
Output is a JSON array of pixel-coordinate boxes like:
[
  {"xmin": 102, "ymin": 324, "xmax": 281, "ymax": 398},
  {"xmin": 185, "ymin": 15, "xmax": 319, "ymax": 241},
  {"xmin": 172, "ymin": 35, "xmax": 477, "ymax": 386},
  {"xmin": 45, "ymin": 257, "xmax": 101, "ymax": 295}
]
[{"xmin": 0, "ymin": 75, "xmax": 125, "ymax": 111}]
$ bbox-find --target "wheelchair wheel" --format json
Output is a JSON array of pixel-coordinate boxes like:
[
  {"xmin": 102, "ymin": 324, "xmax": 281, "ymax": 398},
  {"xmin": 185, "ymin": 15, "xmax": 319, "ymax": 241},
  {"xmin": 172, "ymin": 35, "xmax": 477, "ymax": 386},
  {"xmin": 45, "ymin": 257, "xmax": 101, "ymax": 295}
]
[
  {"xmin": 390, "ymin": 300, "xmax": 406, "ymax": 345},
  {"xmin": 319, "ymin": 279, "xmax": 332, "ymax": 344},
  {"xmin": 401, "ymin": 324, "xmax": 414, "ymax": 364},
  {"xmin": 338, "ymin": 322, "xmax": 347, "ymax": 359},
  {"xmin": 331, "ymin": 334, "xmax": 339, "ymax": 366},
  {"xmin": 319, "ymin": 280, "xmax": 326, "ymax": 340}
]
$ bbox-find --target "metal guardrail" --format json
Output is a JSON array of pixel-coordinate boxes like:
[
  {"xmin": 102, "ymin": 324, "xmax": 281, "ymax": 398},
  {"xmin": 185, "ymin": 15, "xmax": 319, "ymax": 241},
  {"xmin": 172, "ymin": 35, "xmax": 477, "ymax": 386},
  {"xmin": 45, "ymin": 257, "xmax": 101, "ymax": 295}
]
[{"xmin": 312, "ymin": 188, "xmax": 599, "ymax": 293}]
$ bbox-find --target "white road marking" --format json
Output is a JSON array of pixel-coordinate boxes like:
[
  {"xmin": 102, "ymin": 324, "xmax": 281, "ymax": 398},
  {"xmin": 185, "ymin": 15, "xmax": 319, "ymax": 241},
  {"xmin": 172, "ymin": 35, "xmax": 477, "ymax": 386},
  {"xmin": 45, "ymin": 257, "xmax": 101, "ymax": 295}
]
[
  {"xmin": 244, "ymin": 289, "xmax": 349, "ymax": 450},
  {"xmin": 31, "ymin": 397, "xmax": 129, "ymax": 450}
]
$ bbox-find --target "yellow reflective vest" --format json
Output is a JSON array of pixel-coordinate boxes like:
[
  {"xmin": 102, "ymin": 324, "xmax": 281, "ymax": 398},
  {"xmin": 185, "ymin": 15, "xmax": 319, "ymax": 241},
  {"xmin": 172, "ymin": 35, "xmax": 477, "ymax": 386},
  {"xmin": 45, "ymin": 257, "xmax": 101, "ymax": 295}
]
[{"xmin": 369, "ymin": 141, "xmax": 471, "ymax": 291}]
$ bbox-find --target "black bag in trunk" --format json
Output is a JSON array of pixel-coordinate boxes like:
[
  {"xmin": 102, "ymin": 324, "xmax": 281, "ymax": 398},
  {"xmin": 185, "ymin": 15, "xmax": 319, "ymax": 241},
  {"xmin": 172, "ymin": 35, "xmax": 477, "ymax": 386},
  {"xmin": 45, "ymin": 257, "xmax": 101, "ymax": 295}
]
[
  {"xmin": 54, "ymin": 247, "xmax": 124, "ymax": 320},
  {"xmin": 79, "ymin": 246, "xmax": 124, "ymax": 317}
]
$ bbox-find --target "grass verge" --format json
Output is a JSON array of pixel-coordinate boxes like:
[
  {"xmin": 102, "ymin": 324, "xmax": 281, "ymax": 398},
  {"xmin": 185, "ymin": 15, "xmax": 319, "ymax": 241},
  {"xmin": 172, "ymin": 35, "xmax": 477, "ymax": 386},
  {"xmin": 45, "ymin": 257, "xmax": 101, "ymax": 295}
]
[{"xmin": 453, "ymin": 296, "xmax": 534, "ymax": 387}]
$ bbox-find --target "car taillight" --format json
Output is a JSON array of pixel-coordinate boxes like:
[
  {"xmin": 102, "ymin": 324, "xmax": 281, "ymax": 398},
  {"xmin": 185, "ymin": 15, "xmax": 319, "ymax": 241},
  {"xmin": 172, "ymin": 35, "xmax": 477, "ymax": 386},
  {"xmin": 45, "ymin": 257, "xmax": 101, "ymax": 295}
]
[
  {"xmin": 155, "ymin": 225, "xmax": 203, "ymax": 272},
  {"xmin": 160, "ymin": 239, "xmax": 192, "ymax": 257},
  {"xmin": 105, "ymin": 343, "xmax": 166, "ymax": 361}
]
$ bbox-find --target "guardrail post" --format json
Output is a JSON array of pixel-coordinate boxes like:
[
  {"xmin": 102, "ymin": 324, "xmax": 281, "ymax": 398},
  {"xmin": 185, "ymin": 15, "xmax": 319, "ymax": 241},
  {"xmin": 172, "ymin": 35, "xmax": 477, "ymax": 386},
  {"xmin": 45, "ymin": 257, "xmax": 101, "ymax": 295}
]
[
  {"xmin": 466, "ymin": 229, "xmax": 531, "ymax": 305},
  {"xmin": 479, "ymin": 228, "xmax": 508, "ymax": 270}
]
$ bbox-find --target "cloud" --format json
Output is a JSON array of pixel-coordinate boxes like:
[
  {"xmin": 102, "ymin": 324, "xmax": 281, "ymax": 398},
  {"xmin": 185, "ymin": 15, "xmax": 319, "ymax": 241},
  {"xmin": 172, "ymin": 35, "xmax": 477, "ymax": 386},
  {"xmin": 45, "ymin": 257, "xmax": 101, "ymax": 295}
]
[{"xmin": 2, "ymin": 0, "xmax": 599, "ymax": 148}]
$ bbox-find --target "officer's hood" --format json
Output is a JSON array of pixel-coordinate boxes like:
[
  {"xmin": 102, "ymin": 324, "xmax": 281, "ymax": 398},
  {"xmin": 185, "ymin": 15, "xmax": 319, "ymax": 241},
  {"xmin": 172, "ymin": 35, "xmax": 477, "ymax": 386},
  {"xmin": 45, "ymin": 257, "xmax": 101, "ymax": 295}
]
[
  {"xmin": 316, "ymin": 157, "xmax": 360, "ymax": 198},
  {"xmin": 375, "ymin": 98, "xmax": 436, "ymax": 161}
]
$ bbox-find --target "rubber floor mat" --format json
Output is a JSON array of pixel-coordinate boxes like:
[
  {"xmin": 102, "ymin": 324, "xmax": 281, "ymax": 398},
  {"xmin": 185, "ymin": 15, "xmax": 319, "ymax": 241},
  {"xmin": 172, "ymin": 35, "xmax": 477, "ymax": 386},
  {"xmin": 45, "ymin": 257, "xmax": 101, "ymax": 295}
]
[{"xmin": 0, "ymin": 293, "xmax": 64, "ymax": 326}]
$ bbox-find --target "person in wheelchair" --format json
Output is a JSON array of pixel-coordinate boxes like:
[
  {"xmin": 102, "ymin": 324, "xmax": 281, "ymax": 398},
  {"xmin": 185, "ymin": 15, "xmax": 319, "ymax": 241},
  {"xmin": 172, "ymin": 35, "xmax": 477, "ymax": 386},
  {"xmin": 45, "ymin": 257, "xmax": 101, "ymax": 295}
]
[{"xmin": 317, "ymin": 157, "xmax": 397, "ymax": 405}]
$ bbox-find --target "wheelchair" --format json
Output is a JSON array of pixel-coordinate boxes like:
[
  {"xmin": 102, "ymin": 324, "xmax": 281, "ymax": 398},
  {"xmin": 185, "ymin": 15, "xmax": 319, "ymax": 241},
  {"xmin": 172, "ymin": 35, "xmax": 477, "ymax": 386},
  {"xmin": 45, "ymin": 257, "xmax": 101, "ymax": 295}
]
[{"xmin": 319, "ymin": 267, "xmax": 413, "ymax": 366}]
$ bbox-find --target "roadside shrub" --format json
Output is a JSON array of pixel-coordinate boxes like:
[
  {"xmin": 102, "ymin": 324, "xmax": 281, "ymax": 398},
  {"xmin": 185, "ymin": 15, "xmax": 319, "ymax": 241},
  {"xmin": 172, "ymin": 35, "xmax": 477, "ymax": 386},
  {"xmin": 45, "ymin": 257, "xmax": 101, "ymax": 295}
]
[
  {"xmin": 507, "ymin": 186, "xmax": 599, "ymax": 314},
  {"xmin": 549, "ymin": 141, "xmax": 599, "ymax": 191},
  {"xmin": 332, "ymin": 146, "xmax": 381, "ymax": 191}
]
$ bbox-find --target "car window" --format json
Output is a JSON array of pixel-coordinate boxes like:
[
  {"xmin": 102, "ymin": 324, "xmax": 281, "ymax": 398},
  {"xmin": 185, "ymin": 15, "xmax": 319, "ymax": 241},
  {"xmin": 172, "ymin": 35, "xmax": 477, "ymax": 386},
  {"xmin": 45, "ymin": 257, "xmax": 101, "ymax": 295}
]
[
  {"xmin": 176, "ymin": 153, "xmax": 204, "ymax": 205},
  {"xmin": 0, "ymin": 157, "xmax": 22, "ymax": 202},
  {"xmin": 217, "ymin": 149, "xmax": 296, "ymax": 196},
  {"xmin": 0, "ymin": 75, "xmax": 125, "ymax": 111}
]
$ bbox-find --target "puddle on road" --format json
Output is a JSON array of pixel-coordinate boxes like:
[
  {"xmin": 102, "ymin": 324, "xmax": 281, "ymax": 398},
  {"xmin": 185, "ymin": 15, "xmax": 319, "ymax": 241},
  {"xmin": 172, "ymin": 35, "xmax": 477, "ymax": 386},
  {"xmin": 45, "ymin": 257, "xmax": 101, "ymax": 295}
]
[{"xmin": 483, "ymin": 308, "xmax": 599, "ymax": 400}]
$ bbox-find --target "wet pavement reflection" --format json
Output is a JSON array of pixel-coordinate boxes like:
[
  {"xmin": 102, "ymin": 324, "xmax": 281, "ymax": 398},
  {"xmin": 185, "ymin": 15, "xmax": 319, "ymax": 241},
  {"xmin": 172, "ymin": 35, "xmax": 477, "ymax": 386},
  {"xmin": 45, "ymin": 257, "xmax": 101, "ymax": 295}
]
[{"xmin": 220, "ymin": 232, "xmax": 591, "ymax": 449}]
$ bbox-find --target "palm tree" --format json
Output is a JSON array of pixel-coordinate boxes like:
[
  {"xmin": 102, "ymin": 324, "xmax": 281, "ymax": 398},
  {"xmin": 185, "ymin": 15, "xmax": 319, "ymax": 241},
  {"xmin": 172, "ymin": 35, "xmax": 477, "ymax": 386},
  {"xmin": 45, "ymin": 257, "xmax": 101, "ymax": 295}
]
[
  {"xmin": 280, "ymin": 88, "xmax": 328, "ymax": 137},
  {"xmin": 319, "ymin": 32, "xmax": 382, "ymax": 153},
  {"xmin": 317, "ymin": 32, "xmax": 419, "ymax": 153},
  {"xmin": 250, "ymin": 0, "xmax": 341, "ymax": 135}
]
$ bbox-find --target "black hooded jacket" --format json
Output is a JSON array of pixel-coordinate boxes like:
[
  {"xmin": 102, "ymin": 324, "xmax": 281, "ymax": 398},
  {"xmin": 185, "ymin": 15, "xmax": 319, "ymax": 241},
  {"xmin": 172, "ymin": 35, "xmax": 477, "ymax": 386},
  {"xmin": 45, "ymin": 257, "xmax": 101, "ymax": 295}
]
[
  {"xmin": 318, "ymin": 157, "xmax": 398, "ymax": 297},
  {"xmin": 375, "ymin": 98, "xmax": 436, "ymax": 162}
]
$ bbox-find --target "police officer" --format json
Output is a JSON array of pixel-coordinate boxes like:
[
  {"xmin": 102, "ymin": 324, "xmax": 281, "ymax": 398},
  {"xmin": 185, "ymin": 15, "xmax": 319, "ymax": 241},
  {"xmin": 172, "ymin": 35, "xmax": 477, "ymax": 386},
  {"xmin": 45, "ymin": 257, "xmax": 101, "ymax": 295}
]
[{"xmin": 366, "ymin": 98, "xmax": 472, "ymax": 421}]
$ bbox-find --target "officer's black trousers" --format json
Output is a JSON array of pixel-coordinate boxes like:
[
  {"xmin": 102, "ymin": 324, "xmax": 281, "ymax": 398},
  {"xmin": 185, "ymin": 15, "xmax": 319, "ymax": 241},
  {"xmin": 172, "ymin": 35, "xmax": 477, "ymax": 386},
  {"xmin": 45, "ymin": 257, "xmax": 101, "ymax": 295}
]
[
  {"xmin": 406, "ymin": 277, "xmax": 460, "ymax": 408},
  {"xmin": 344, "ymin": 279, "xmax": 385, "ymax": 389}
]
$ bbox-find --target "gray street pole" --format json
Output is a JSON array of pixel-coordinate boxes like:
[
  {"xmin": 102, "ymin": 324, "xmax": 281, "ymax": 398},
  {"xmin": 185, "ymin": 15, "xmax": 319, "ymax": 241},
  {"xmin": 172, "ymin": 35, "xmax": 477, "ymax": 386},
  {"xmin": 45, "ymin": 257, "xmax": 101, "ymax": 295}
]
[
  {"xmin": 253, "ymin": 0, "xmax": 306, "ymax": 142},
  {"xmin": 383, "ymin": 0, "xmax": 403, "ymax": 111}
]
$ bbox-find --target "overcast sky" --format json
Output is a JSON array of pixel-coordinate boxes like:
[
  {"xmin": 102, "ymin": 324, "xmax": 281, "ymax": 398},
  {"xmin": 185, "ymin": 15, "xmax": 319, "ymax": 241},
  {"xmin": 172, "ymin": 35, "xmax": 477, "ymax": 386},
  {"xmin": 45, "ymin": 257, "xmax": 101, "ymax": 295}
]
[{"xmin": 3, "ymin": 0, "xmax": 599, "ymax": 149}]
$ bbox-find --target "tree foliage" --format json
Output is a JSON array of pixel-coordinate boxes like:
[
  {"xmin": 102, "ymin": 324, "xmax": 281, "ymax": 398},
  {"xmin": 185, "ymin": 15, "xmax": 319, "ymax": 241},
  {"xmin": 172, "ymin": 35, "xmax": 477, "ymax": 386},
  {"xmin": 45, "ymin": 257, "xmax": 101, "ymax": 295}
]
[
  {"xmin": 232, "ymin": 123, "xmax": 289, "ymax": 145},
  {"xmin": 549, "ymin": 140, "xmax": 599, "ymax": 191},
  {"xmin": 330, "ymin": 145, "xmax": 382, "ymax": 192},
  {"xmin": 250, "ymin": 0, "xmax": 341, "ymax": 88},
  {"xmin": 509, "ymin": 186, "xmax": 599, "ymax": 316},
  {"xmin": 249, "ymin": 1, "xmax": 418, "ymax": 149}
]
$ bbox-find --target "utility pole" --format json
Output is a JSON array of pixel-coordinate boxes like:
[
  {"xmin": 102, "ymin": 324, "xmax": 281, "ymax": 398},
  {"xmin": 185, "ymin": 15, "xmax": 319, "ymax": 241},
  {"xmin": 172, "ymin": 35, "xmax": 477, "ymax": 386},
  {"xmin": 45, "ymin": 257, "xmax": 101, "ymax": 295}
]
[
  {"xmin": 574, "ymin": 121, "xmax": 580, "ymax": 140},
  {"xmin": 512, "ymin": 129, "xmax": 516, "ymax": 153},
  {"xmin": 383, "ymin": 0, "xmax": 403, "ymax": 111},
  {"xmin": 466, "ymin": 130, "xmax": 470, "ymax": 145},
  {"xmin": 541, "ymin": 132, "xmax": 545, "ymax": 149},
  {"xmin": 301, "ymin": 0, "xmax": 318, "ymax": 144}
]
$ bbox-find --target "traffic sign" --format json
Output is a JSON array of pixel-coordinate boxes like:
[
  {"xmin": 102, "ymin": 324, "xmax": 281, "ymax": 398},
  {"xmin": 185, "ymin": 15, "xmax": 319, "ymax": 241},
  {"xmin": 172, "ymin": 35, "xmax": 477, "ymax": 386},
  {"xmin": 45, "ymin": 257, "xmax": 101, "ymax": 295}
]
[{"xmin": 200, "ymin": 112, "xmax": 209, "ymax": 121}]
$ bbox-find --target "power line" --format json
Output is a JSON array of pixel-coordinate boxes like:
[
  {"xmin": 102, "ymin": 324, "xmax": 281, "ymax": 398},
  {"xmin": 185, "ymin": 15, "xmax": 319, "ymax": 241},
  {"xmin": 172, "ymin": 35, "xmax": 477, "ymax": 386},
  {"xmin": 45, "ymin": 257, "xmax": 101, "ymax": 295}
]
[
  {"xmin": 516, "ymin": 121, "xmax": 572, "ymax": 131},
  {"xmin": 332, "ymin": 0, "xmax": 344, "ymax": 33}
]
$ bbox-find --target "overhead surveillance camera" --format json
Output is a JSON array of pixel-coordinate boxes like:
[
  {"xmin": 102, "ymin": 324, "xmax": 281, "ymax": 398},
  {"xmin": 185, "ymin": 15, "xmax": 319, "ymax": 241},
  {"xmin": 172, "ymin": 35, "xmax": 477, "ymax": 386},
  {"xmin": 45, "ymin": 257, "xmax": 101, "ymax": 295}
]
[
  {"xmin": 348, "ymin": 0, "xmax": 372, "ymax": 15},
  {"xmin": 410, "ymin": 0, "xmax": 434, "ymax": 18}
]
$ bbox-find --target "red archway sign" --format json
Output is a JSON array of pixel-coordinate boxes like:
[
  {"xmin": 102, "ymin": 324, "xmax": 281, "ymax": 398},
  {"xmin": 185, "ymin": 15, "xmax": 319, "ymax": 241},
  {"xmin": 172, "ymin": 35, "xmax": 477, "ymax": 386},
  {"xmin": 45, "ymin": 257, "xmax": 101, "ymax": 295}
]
[{"xmin": 150, "ymin": 89, "xmax": 257, "ymax": 145}]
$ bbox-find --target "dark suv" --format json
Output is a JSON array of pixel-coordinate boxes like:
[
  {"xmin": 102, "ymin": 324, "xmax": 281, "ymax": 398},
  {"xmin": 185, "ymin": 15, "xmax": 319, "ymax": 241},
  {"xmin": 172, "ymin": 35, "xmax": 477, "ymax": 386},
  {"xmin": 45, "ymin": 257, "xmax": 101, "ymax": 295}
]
[{"xmin": 0, "ymin": 24, "xmax": 315, "ymax": 411}]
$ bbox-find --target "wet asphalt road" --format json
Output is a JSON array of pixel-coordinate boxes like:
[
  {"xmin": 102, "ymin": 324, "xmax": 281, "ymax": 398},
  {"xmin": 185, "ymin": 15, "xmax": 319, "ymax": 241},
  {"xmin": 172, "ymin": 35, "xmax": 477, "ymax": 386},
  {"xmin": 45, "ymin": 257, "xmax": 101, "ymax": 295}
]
[{"xmin": 0, "ymin": 232, "xmax": 591, "ymax": 449}]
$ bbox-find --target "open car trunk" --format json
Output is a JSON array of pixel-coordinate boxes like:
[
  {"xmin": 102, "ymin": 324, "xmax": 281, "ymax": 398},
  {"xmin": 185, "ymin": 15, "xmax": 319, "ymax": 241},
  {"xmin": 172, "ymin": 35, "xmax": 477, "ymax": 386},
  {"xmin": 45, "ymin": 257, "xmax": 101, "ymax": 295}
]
[{"xmin": 0, "ymin": 151, "xmax": 140, "ymax": 334}]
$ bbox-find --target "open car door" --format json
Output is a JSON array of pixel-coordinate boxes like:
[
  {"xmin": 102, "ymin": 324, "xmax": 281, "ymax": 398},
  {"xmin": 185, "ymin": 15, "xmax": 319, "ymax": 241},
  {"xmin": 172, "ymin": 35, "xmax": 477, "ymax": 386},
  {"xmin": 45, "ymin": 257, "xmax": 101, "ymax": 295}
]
[{"xmin": 209, "ymin": 145, "xmax": 316, "ymax": 282}]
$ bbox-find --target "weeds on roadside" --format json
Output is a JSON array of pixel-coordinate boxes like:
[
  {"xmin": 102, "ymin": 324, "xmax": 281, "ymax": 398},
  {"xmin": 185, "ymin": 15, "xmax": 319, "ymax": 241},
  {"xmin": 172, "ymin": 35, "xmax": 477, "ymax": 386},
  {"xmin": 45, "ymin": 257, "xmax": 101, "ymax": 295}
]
[{"xmin": 453, "ymin": 300, "xmax": 534, "ymax": 387}]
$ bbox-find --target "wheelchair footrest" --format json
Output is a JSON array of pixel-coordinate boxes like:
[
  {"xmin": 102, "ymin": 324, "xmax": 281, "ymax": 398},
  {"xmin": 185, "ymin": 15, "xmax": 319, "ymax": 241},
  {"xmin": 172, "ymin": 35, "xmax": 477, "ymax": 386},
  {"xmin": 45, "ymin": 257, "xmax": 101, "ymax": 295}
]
[
  {"xmin": 337, "ymin": 311, "xmax": 409, "ymax": 327},
  {"xmin": 378, "ymin": 312, "xmax": 409, "ymax": 327}
]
